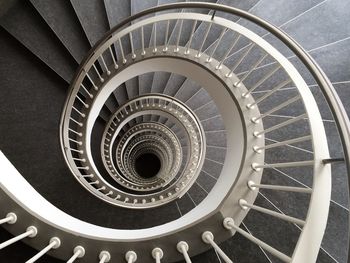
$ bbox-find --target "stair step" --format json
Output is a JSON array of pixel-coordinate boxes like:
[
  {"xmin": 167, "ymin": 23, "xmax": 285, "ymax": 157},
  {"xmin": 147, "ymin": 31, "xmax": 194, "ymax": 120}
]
[
  {"xmin": 154, "ymin": 1, "xmax": 214, "ymax": 102},
  {"xmin": 196, "ymin": 171, "xmax": 217, "ymax": 193},
  {"xmin": 104, "ymin": 0, "xmax": 131, "ymax": 28},
  {"xmin": 0, "ymin": 1, "xmax": 77, "ymax": 83},
  {"xmin": 157, "ymin": 73, "xmax": 187, "ymax": 123},
  {"xmin": 151, "ymin": 72, "xmax": 172, "ymax": 94},
  {"xmin": 104, "ymin": 95, "xmax": 119, "ymax": 114},
  {"xmin": 174, "ymin": 78, "xmax": 201, "ymax": 102},
  {"xmin": 70, "ymin": 0, "xmax": 110, "ymax": 46},
  {"xmin": 130, "ymin": 0, "xmax": 158, "ymax": 97},
  {"xmin": 187, "ymin": 183, "xmax": 207, "ymax": 205},
  {"xmin": 176, "ymin": 193, "xmax": 196, "ymax": 216},
  {"xmin": 201, "ymin": 115, "xmax": 225, "ymax": 131},
  {"xmin": 185, "ymin": 88, "xmax": 212, "ymax": 110},
  {"xmin": 205, "ymin": 146, "xmax": 226, "ymax": 164},
  {"xmin": 139, "ymin": 72, "xmax": 155, "ymax": 97},
  {"xmin": 321, "ymin": 202, "xmax": 349, "ymax": 263},
  {"xmin": 194, "ymin": 100, "xmax": 219, "ymax": 120},
  {"xmin": 202, "ymin": 159, "xmax": 223, "ymax": 179},
  {"xmin": 206, "ymin": 132, "xmax": 226, "ymax": 148},
  {"xmin": 125, "ymin": 77, "xmax": 139, "ymax": 101},
  {"xmin": 113, "ymin": 84, "xmax": 129, "ymax": 106},
  {"xmin": 30, "ymin": 0, "xmax": 90, "ymax": 63},
  {"xmin": 210, "ymin": 222, "xmax": 272, "ymax": 263},
  {"xmin": 163, "ymin": 74, "xmax": 187, "ymax": 97},
  {"xmin": 243, "ymin": 193, "xmax": 300, "ymax": 260}
]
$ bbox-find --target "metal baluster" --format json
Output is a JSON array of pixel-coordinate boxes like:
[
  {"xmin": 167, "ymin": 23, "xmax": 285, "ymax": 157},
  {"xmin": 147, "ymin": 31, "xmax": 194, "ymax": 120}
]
[
  {"xmin": 125, "ymin": 251, "xmax": 137, "ymax": 263},
  {"xmin": 227, "ymin": 43, "xmax": 255, "ymax": 77},
  {"xmin": 109, "ymin": 46, "xmax": 118, "ymax": 69},
  {"xmin": 26, "ymin": 237, "xmax": 61, "ymax": 263},
  {"xmin": 163, "ymin": 20, "xmax": 170, "ymax": 52},
  {"xmin": 89, "ymin": 180, "xmax": 99, "ymax": 185},
  {"xmin": 218, "ymin": 34, "xmax": 241, "ymax": 70},
  {"xmin": 243, "ymin": 65, "xmax": 282, "ymax": 97},
  {"xmin": 153, "ymin": 23, "xmax": 157, "ymax": 53},
  {"xmin": 69, "ymin": 137, "xmax": 82, "ymax": 146},
  {"xmin": 235, "ymin": 53, "xmax": 268, "ymax": 87},
  {"xmin": 80, "ymin": 83, "xmax": 93, "ymax": 98},
  {"xmin": 67, "ymin": 246, "xmax": 85, "ymax": 263},
  {"xmin": 70, "ymin": 117, "xmax": 83, "ymax": 127},
  {"xmin": 254, "ymin": 113, "xmax": 307, "ymax": 137},
  {"xmin": 206, "ymin": 28, "xmax": 226, "ymax": 62},
  {"xmin": 177, "ymin": 241, "xmax": 191, "ymax": 263},
  {"xmin": 185, "ymin": 20, "xmax": 197, "ymax": 55},
  {"xmin": 100, "ymin": 54, "xmax": 111, "ymax": 75},
  {"xmin": 129, "ymin": 32, "xmax": 136, "ymax": 59},
  {"xmin": 196, "ymin": 22, "xmax": 212, "ymax": 57},
  {"xmin": 252, "ymin": 160, "xmax": 314, "ymax": 170},
  {"xmin": 252, "ymin": 95, "xmax": 301, "ymax": 123},
  {"xmin": 72, "ymin": 157, "xmax": 86, "ymax": 162},
  {"xmin": 152, "ymin": 248, "xmax": 164, "ymax": 263},
  {"xmin": 247, "ymin": 181, "xmax": 312, "ymax": 193},
  {"xmin": 76, "ymin": 94, "xmax": 89, "ymax": 108},
  {"xmin": 70, "ymin": 148, "xmax": 83, "ymax": 154},
  {"xmin": 0, "ymin": 213, "xmax": 17, "ymax": 225},
  {"xmin": 118, "ymin": 38, "xmax": 127, "ymax": 64},
  {"xmin": 247, "ymin": 79, "xmax": 292, "ymax": 108},
  {"xmin": 92, "ymin": 64, "xmax": 104, "ymax": 82},
  {"xmin": 85, "ymin": 72, "xmax": 98, "ymax": 91},
  {"xmin": 239, "ymin": 199, "xmax": 305, "ymax": 226},
  {"xmin": 202, "ymin": 231, "xmax": 233, "ymax": 263},
  {"xmin": 68, "ymin": 128, "xmax": 82, "ymax": 137},
  {"xmin": 174, "ymin": 20, "xmax": 184, "ymax": 53},
  {"xmin": 96, "ymin": 186, "xmax": 106, "ymax": 191},
  {"xmin": 223, "ymin": 218, "xmax": 291, "ymax": 262},
  {"xmin": 0, "ymin": 226, "xmax": 37, "ymax": 250},
  {"xmin": 141, "ymin": 26, "xmax": 146, "ymax": 56},
  {"xmin": 99, "ymin": 251, "xmax": 111, "ymax": 263},
  {"xmin": 72, "ymin": 106, "xmax": 85, "ymax": 118},
  {"xmin": 254, "ymin": 135, "xmax": 312, "ymax": 152}
]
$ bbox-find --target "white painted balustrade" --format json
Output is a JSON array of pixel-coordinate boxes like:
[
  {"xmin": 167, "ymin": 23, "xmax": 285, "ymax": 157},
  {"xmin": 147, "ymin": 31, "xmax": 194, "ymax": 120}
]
[
  {"xmin": 0, "ymin": 226, "xmax": 37, "ymax": 250},
  {"xmin": 99, "ymin": 251, "xmax": 111, "ymax": 263},
  {"xmin": 125, "ymin": 251, "xmax": 137, "ymax": 263},
  {"xmin": 66, "ymin": 246, "xmax": 85, "ymax": 263},
  {"xmin": 223, "ymin": 218, "xmax": 291, "ymax": 262},
  {"xmin": 152, "ymin": 247, "xmax": 164, "ymax": 263},
  {"xmin": 177, "ymin": 241, "xmax": 192, "ymax": 263},
  {"xmin": 0, "ymin": 212, "xmax": 17, "ymax": 225},
  {"xmin": 26, "ymin": 237, "xmax": 61, "ymax": 263},
  {"xmin": 202, "ymin": 231, "xmax": 233, "ymax": 263},
  {"xmin": 239, "ymin": 199, "xmax": 305, "ymax": 226}
]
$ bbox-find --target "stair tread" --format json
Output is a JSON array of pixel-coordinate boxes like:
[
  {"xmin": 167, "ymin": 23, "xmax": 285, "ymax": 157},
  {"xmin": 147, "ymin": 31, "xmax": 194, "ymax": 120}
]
[
  {"xmin": 243, "ymin": 194, "xmax": 300, "ymax": 258},
  {"xmin": 151, "ymin": 72, "xmax": 171, "ymax": 93},
  {"xmin": 104, "ymin": 0, "xmax": 131, "ymax": 28},
  {"xmin": 194, "ymin": 100, "xmax": 220, "ymax": 120},
  {"xmin": 157, "ymin": 0, "xmax": 215, "ymax": 102},
  {"xmin": 192, "ymin": 223, "xmax": 271, "ymax": 263},
  {"xmin": 30, "ymin": 0, "xmax": 90, "ymax": 63},
  {"xmin": 321, "ymin": 202, "xmax": 349, "ymax": 263},
  {"xmin": 174, "ymin": 78, "xmax": 201, "ymax": 102},
  {"xmin": 0, "ymin": 1, "xmax": 77, "ymax": 83},
  {"xmin": 70, "ymin": 0, "xmax": 110, "ymax": 46},
  {"xmin": 185, "ymin": 88, "xmax": 212, "ymax": 110},
  {"xmin": 130, "ymin": 0, "xmax": 158, "ymax": 97}
]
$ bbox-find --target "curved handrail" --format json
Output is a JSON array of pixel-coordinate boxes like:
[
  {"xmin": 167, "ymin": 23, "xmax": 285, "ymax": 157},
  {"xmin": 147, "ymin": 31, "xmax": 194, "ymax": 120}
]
[{"xmin": 67, "ymin": 2, "xmax": 350, "ymax": 259}]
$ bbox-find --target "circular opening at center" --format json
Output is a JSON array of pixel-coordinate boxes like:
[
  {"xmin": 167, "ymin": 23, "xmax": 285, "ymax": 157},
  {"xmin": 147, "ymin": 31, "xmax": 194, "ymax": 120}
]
[{"xmin": 135, "ymin": 153, "xmax": 161, "ymax": 179}]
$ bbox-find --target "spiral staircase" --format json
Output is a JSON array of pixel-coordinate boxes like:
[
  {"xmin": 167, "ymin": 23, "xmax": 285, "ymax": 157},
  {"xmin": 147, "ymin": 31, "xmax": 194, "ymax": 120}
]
[{"xmin": 0, "ymin": 0, "xmax": 349, "ymax": 262}]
